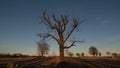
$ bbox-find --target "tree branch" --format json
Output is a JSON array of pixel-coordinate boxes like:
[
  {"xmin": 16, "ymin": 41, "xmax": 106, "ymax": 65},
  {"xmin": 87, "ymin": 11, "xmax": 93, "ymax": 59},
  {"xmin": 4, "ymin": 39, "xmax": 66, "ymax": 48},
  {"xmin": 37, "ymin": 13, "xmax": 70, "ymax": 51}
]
[
  {"xmin": 52, "ymin": 14, "xmax": 60, "ymax": 25},
  {"xmin": 38, "ymin": 33, "xmax": 59, "ymax": 44},
  {"xmin": 64, "ymin": 41, "xmax": 76, "ymax": 49},
  {"xmin": 64, "ymin": 40, "xmax": 82, "ymax": 49},
  {"xmin": 61, "ymin": 15, "xmax": 68, "ymax": 32},
  {"xmin": 42, "ymin": 11, "xmax": 57, "ymax": 29},
  {"xmin": 64, "ymin": 17, "xmax": 85, "ymax": 43},
  {"xmin": 64, "ymin": 25, "xmax": 77, "ymax": 43},
  {"xmin": 48, "ymin": 34, "xmax": 59, "ymax": 43}
]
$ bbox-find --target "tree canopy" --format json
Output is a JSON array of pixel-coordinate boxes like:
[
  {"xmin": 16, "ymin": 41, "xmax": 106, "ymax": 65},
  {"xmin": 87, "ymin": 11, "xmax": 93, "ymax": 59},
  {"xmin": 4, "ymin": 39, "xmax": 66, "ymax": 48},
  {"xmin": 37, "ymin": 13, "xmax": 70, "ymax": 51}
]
[
  {"xmin": 37, "ymin": 41, "xmax": 49, "ymax": 57},
  {"xmin": 88, "ymin": 46, "xmax": 98, "ymax": 56},
  {"xmin": 38, "ymin": 11, "xmax": 84, "ymax": 61}
]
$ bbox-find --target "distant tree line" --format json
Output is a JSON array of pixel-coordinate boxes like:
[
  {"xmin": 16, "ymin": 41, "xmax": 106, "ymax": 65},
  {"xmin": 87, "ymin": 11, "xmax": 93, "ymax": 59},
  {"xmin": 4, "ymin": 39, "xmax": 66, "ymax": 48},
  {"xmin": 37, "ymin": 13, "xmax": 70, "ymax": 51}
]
[
  {"xmin": 64, "ymin": 46, "xmax": 120, "ymax": 58},
  {"xmin": 36, "ymin": 41, "xmax": 120, "ymax": 58},
  {"xmin": 0, "ymin": 53, "xmax": 30, "ymax": 58}
]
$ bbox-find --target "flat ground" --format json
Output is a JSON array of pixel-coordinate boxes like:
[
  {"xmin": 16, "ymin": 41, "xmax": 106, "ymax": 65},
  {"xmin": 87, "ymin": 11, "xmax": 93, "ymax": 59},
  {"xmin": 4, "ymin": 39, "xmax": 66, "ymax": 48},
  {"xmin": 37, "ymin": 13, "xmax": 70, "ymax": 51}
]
[{"xmin": 0, "ymin": 57, "xmax": 120, "ymax": 68}]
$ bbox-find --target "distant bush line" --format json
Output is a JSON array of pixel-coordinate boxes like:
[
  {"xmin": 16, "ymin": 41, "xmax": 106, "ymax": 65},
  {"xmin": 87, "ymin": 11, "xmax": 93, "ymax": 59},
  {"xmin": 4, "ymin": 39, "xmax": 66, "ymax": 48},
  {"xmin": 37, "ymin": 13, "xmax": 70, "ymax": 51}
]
[{"xmin": 0, "ymin": 53, "xmax": 31, "ymax": 58}]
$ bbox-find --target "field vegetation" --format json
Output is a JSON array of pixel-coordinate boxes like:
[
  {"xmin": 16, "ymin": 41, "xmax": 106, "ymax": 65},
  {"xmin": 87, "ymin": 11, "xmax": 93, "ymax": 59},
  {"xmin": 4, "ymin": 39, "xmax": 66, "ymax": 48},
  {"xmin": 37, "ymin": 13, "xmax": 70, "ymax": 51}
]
[{"xmin": 0, "ymin": 56, "xmax": 120, "ymax": 68}]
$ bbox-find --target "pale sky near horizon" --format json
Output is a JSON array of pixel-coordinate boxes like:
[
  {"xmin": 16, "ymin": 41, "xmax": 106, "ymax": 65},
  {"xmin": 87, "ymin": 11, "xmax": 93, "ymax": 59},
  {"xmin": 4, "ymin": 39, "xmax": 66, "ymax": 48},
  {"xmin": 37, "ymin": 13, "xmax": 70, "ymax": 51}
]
[{"xmin": 0, "ymin": 0, "xmax": 120, "ymax": 56}]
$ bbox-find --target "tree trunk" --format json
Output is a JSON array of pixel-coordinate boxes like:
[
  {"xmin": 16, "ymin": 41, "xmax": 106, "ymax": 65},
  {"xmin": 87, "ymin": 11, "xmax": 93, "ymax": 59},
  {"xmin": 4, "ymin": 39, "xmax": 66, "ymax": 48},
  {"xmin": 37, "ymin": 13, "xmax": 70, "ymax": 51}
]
[
  {"xmin": 58, "ymin": 31, "xmax": 65, "ymax": 62},
  {"xmin": 59, "ymin": 45, "xmax": 64, "ymax": 62}
]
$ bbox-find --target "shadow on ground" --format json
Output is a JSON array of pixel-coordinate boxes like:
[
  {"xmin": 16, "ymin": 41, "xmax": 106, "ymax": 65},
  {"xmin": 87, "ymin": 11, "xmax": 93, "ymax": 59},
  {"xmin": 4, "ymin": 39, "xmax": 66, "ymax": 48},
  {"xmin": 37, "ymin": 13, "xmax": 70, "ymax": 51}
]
[{"xmin": 55, "ymin": 61, "xmax": 89, "ymax": 68}]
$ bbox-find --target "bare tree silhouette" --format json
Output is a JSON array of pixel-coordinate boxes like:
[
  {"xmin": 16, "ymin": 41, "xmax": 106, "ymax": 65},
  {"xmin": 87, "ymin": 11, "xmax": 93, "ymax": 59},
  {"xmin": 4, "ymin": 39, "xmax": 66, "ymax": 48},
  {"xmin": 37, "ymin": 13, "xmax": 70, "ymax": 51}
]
[
  {"xmin": 38, "ymin": 11, "xmax": 84, "ymax": 61},
  {"xmin": 65, "ymin": 49, "xmax": 69, "ymax": 57},
  {"xmin": 68, "ymin": 52, "xmax": 74, "ymax": 57},
  {"xmin": 76, "ymin": 53, "xmax": 81, "ymax": 57},
  {"xmin": 106, "ymin": 51, "xmax": 111, "ymax": 56},
  {"xmin": 37, "ymin": 41, "xmax": 49, "ymax": 57},
  {"xmin": 98, "ymin": 52, "xmax": 101, "ymax": 56},
  {"xmin": 88, "ymin": 46, "xmax": 98, "ymax": 56},
  {"xmin": 112, "ymin": 53, "xmax": 117, "ymax": 59},
  {"xmin": 81, "ymin": 52, "xmax": 84, "ymax": 57}
]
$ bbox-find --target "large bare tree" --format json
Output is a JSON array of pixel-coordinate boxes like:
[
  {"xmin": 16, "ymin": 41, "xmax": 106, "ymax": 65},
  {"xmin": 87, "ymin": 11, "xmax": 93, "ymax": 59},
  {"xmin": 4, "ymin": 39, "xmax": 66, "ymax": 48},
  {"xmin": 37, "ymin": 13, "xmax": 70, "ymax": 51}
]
[{"xmin": 38, "ymin": 11, "xmax": 84, "ymax": 61}]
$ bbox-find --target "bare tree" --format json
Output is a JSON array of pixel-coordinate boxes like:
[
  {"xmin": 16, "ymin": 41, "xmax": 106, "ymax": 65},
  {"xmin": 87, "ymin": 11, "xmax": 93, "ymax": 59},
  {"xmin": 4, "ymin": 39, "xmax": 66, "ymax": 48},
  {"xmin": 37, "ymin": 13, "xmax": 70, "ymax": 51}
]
[
  {"xmin": 76, "ymin": 53, "xmax": 81, "ymax": 57},
  {"xmin": 112, "ymin": 53, "xmax": 117, "ymax": 59},
  {"xmin": 106, "ymin": 51, "xmax": 111, "ymax": 56},
  {"xmin": 37, "ymin": 42, "xmax": 49, "ymax": 57},
  {"xmin": 38, "ymin": 11, "xmax": 84, "ymax": 61},
  {"xmin": 65, "ymin": 49, "xmax": 69, "ymax": 57},
  {"xmin": 81, "ymin": 52, "xmax": 84, "ymax": 57},
  {"xmin": 98, "ymin": 52, "xmax": 101, "ymax": 56},
  {"xmin": 88, "ymin": 46, "xmax": 98, "ymax": 56},
  {"xmin": 68, "ymin": 52, "xmax": 74, "ymax": 57}
]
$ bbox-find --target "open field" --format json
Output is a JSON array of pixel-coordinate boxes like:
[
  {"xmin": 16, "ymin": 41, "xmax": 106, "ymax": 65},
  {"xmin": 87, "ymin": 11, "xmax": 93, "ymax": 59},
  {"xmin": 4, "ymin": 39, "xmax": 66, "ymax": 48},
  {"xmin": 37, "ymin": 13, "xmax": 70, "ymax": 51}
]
[{"xmin": 0, "ymin": 57, "xmax": 120, "ymax": 68}]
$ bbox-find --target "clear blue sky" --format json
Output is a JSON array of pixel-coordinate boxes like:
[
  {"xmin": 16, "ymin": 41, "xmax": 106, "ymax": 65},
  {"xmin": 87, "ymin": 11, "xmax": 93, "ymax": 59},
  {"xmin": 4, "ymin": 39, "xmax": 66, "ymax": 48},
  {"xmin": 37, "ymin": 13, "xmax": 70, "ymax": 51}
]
[{"xmin": 0, "ymin": 0, "xmax": 120, "ymax": 56}]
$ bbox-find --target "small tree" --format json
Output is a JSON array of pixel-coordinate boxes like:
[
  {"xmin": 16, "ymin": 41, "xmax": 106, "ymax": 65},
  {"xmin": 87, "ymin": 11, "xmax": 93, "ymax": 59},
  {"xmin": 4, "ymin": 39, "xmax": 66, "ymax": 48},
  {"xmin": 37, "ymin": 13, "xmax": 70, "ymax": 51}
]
[
  {"xmin": 65, "ymin": 49, "xmax": 69, "ymax": 57},
  {"xmin": 76, "ymin": 53, "xmax": 81, "ymax": 57},
  {"xmin": 106, "ymin": 52, "xmax": 111, "ymax": 56},
  {"xmin": 112, "ymin": 53, "xmax": 117, "ymax": 59},
  {"xmin": 37, "ymin": 41, "xmax": 49, "ymax": 57},
  {"xmin": 88, "ymin": 46, "xmax": 98, "ymax": 56},
  {"xmin": 98, "ymin": 52, "xmax": 101, "ymax": 56},
  {"xmin": 81, "ymin": 52, "xmax": 84, "ymax": 57},
  {"xmin": 68, "ymin": 52, "xmax": 74, "ymax": 57}
]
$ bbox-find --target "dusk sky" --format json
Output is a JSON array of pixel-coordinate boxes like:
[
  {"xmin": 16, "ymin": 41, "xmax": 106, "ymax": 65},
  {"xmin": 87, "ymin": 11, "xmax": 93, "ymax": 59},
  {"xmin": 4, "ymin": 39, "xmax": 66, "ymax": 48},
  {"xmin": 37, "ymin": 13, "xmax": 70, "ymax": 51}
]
[{"xmin": 0, "ymin": 0, "xmax": 120, "ymax": 56}]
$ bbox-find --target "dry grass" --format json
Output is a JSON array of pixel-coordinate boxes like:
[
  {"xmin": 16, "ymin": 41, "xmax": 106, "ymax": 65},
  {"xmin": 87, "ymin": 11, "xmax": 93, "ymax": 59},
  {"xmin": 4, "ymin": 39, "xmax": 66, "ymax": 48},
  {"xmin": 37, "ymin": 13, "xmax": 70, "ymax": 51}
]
[
  {"xmin": 0, "ymin": 57, "xmax": 35, "ymax": 64},
  {"xmin": 0, "ymin": 57, "xmax": 120, "ymax": 68}
]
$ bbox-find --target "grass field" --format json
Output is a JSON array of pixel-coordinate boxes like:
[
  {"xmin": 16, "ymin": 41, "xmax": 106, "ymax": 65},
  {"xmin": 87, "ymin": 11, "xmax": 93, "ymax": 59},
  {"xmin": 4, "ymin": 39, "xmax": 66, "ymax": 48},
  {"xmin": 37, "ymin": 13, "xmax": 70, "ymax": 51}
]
[{"xmin": 0, "ymin": 56, "xmax": 120, "ymax": 68}]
